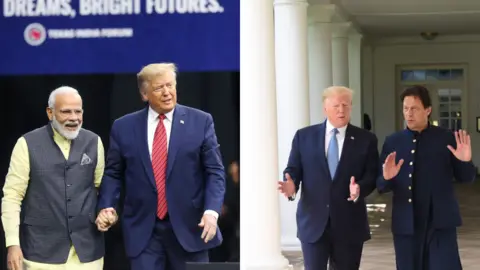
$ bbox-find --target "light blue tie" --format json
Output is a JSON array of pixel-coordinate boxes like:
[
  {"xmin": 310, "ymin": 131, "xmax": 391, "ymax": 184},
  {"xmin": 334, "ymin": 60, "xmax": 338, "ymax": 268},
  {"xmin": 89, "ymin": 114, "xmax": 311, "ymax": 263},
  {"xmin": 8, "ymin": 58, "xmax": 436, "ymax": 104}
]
[{"xmin": 327, "ymin": 128, "xmax": 339, "ymax": 180}]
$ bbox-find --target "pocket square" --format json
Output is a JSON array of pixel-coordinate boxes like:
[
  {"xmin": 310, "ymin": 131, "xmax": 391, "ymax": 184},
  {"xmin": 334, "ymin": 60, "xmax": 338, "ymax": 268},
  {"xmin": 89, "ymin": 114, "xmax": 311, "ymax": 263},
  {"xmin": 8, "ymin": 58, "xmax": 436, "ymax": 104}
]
[{"xmin": 81, "ymin": 153, "xmax": 92, "ymax": 165}]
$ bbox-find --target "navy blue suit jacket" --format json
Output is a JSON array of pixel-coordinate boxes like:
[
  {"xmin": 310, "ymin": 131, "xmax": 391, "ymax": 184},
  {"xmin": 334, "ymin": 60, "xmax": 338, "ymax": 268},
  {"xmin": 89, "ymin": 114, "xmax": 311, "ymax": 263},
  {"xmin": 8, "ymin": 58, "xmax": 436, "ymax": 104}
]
[
  {"xmin": 97, "ymin": 104, "xmax": 226, "ymax": 257},
  {"xmin": 377, "ymin": 126, "xmax": 476, "ymax": 235},
  {"xmin": 284, "ymin": 122, "xmax": 379, "ymax": 244}
]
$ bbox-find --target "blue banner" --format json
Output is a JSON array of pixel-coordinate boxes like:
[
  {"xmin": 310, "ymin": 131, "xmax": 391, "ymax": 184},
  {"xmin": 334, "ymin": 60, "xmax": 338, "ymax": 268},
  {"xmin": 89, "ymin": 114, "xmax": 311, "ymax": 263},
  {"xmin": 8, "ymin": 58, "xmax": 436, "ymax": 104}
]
[{"xmin": 0, "ymin": 0, "xmax": 239, "ymax": 75}]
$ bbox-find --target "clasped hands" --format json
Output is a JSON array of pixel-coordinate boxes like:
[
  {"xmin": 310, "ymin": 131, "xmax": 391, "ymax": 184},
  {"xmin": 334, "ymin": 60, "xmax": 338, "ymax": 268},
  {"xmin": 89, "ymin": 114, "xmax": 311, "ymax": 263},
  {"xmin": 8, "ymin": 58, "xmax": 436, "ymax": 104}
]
[
  {"xmin": 95, "ymin": 207, "xmax": 118, "ymax": 232},
  {"xmin": 95, "ymin": 207, "xmax": 218, "ymax": 243},
  {"xmin": 278, "ymin": 173, "xmax": 360, "ymax": 201}
]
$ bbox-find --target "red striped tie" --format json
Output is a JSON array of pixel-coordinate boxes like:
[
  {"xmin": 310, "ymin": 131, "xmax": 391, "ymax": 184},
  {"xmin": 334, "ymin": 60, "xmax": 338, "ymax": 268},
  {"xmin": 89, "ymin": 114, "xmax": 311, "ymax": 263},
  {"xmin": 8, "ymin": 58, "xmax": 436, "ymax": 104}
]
[{"xmin": 152, "ymin": 114, "xmax": 168, "ymax": 219}]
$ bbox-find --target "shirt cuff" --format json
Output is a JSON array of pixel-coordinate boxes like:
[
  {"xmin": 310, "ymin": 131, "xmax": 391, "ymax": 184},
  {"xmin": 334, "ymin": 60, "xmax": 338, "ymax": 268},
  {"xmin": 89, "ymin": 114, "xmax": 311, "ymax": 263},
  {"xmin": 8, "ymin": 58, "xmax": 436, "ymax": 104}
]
[
  {"xmin": 5, "ymin": 236, "xmax": 20, "ymax": 248},
  {"xmin": 204, "ymin": 210, "xmax": 219, "ymax": 219}
]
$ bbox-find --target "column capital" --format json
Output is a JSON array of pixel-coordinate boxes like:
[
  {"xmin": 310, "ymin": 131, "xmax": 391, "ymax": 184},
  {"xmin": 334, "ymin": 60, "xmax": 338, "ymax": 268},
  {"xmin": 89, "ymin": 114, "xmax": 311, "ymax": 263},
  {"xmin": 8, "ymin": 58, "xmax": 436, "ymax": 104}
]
[
  {"xmin": 308, "ymin": 4, "xmax": 336, "ymax": 24},
  {"xmin": 332, "ymin": 22, "xmax": 352, "ymax": 38},
  {"xmin": 349, "ymin": 32, "xmax": 363, "ymax": 44},
  {"xmin": 274, "ymin": 0, "xmax": 308, "ymax": 7}
]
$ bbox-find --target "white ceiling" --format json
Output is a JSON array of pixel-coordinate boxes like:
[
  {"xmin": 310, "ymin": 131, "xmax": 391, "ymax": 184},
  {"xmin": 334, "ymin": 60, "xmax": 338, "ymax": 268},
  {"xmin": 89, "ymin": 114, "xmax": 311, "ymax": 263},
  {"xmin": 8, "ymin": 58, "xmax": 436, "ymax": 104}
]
[{"xmin": 312, "ymin": 0, "xmax": 480, "ymax": 36}]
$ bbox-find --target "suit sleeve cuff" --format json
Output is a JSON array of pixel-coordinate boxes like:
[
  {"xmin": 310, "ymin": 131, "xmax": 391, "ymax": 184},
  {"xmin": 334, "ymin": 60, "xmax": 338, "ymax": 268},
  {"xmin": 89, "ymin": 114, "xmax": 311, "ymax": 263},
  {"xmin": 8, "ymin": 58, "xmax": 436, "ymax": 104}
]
[{"xmin": 204, "ymin": 210, "xmax": 219, "ymax": 219}]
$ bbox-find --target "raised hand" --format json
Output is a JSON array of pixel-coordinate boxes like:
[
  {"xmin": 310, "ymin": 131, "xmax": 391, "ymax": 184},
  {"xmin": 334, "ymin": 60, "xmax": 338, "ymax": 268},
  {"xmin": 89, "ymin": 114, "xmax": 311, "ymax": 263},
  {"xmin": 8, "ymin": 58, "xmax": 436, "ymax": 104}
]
[
  {"xmin": 447, "ymin": 130, "xmax": 472, "ymax": 162},
  {"xmin": 383, "ymin": 152, "xmax": 404, "ymax": 180},
  {"xmin": 347, "ymin": 176, "xmax": 360, "ymax": 201},
  {"xmin": 278, "ymin": 173, "xmax": 295, "ymax": 198}
]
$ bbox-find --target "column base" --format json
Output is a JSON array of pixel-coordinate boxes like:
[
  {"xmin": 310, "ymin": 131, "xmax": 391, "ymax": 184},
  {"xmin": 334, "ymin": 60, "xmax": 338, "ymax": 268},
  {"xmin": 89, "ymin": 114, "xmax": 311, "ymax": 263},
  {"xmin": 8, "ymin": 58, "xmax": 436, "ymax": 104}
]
[
  {"xmin": 244, "ymin": 255, "xmax": 293, "ymax": 270},
  {"xmin": 281, "ymin": 236, "xmax": 302, "ymax": 251}
]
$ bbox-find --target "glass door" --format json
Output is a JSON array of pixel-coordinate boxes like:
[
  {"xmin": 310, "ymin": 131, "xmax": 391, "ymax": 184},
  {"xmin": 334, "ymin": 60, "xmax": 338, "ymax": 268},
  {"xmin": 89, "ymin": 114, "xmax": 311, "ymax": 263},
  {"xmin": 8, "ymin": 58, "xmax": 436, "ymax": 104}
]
[{"xmin": 432, "ymin": 86, "xmax": 464, "ymax": 131}]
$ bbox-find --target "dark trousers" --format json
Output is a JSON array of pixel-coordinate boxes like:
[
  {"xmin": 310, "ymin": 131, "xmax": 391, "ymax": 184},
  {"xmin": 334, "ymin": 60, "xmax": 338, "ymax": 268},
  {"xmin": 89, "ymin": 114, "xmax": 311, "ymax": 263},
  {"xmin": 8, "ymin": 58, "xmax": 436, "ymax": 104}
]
[
  {"xmin": 104, "ymin": 225, "xmax": 130, "ymax": 270},
  {"xmin": 393, "ymin": 228, "xmax": 462, "ymax": 270},
  {"xmin": 301, "ymin": 221, "xmax": 364, "ymax": 270},
  {"xmin": 130, "ymin": 218, "xmax": 208, "ymax": 270}
]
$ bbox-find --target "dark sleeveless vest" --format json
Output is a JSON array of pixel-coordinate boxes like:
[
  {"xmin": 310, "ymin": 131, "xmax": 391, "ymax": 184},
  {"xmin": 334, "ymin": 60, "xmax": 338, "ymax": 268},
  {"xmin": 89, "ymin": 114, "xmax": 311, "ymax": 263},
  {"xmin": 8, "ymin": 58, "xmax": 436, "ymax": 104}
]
[{"xmin": 20, "ymin": 124, "xmax": 104, "ymax": 263}]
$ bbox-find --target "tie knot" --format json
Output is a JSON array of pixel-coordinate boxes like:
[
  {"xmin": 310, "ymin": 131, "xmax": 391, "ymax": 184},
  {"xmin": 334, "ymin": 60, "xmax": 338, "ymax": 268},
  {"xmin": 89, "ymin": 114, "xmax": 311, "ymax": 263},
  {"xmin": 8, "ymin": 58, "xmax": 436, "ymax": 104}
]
[
  {"xmin": 159, "ymin": 114, "xmax": 166, "ymax": 121},
  {"xmin": 332, "ymin": 128, "xmax": 339, "ymax": 134}
]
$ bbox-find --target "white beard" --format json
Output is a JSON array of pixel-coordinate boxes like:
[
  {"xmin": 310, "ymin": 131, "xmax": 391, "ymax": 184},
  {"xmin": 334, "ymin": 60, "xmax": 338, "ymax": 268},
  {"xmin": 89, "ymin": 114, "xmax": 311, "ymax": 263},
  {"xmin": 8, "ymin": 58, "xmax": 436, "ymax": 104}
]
[{"xmin": 51, "ymin": 116, "xmax": 82, "ymax": 140}]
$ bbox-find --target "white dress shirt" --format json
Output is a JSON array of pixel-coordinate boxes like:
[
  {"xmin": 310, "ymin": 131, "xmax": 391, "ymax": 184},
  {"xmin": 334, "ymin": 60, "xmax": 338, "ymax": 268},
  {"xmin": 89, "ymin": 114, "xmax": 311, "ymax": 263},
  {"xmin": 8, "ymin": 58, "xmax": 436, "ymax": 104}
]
[
  {"xmin": 325, "ymin": 120, "xmax": 347, "ymax": 158},
  {"xmin": 147, "ymin": 106, "xmax": 173, "ymax": 157},
  {"xmin": 325, "ymin": 120, "xmax": 358, "ymax": 202},
  {"xmin": 147, "ymin": 106, "xmax": 219, "ymax": 219}
]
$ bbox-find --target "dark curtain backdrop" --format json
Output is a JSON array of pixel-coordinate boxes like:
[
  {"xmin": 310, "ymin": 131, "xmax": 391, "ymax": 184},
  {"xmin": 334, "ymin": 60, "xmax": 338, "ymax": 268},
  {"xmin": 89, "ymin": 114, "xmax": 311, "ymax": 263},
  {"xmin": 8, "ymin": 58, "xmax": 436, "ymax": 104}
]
[{"xmin": 0, "ymin": 72, "xmax": 239, "ymax": 270}]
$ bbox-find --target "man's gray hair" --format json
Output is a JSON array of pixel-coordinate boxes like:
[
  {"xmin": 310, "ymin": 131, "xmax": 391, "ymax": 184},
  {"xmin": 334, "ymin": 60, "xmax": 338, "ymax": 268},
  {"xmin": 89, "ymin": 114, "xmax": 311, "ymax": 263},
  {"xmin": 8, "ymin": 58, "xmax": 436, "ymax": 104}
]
[{"xmin": 48, "ymin": 86, "xmax": 79, "ymax": 109}]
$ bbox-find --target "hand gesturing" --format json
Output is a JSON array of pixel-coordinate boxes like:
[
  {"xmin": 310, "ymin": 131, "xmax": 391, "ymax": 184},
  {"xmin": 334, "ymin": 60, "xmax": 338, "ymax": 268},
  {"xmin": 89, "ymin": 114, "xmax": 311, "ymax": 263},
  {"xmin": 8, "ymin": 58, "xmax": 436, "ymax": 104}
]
[
  {"xmin": 447, "ymin": 130, "xmax": 472, "ymax": 162},
  {"xmin": 383, "ymin": 152, "xmax": 404, "ymax": 180},
  {"xmin": 278, "ymin": 173, "xmax": 295, "ymax": 198},
  {"xmin": 347, "ymin": 176, "xmax": 360, "ymax": 201}
]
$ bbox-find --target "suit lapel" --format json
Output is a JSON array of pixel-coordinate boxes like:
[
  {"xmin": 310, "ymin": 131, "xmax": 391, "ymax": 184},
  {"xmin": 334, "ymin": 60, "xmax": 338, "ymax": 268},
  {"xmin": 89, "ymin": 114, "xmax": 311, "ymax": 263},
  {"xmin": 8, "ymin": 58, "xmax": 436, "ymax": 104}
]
[
  {"xmin": 315, "ymin": 122, "xmax": 331, "ymax": 180},
  {"xmin": 137, "ymin": 107, "xmax": 157, "ymax": 189},
  {"xmin": 335, "ymin": 124, "xmax": 356, "ymax": 178},
  {"xmin": 166, "ymin": 105, "xmax": 186, "ymax": 181}
]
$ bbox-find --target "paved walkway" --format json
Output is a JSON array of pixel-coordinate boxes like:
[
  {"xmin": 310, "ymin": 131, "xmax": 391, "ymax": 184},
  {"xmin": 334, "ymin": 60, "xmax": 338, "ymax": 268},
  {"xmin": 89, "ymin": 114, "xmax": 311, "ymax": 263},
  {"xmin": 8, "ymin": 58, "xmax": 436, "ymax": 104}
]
[{"xmin": 284, "ymin": 179, "xmax": 480, "ymax": 269}]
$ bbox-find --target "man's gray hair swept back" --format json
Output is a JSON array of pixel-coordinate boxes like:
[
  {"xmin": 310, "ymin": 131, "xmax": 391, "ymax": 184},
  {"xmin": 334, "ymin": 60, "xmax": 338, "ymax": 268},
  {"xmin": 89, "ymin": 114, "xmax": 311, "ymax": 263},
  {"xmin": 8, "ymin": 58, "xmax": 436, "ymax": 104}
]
[{"xmin": 48, "ymin": 86, "xmax": 80, "ymax": 109}]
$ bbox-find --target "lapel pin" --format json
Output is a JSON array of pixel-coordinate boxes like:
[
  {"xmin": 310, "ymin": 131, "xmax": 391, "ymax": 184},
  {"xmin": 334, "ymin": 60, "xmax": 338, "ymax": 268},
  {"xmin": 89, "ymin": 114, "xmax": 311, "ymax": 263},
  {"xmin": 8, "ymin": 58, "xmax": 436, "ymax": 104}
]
[{"xmin": 180, "ymin": 120, "xmax": 184, "ymax": 124}]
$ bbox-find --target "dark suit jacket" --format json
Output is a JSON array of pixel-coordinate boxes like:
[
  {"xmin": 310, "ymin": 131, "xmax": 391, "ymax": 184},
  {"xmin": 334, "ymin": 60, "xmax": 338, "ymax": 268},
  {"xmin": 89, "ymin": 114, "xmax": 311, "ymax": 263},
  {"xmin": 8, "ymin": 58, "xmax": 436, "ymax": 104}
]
[
  {"xmin": 377, "ymin": 126, "xmax": 476, "ymax": 235},
  {"xmin": 284, "ymin": 121, "xmax": 379, "ymax": 244},
  {"xmin": 97, "ymin": 104, "xmax": 226, "ymax": 258}
]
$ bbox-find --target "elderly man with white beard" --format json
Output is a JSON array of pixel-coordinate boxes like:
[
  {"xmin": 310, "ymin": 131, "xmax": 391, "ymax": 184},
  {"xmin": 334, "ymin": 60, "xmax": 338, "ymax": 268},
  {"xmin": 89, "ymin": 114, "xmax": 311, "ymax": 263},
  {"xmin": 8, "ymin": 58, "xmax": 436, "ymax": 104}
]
[{"xmin": 1, "ymin": 86, "xmax": 105, "ymax": 270}]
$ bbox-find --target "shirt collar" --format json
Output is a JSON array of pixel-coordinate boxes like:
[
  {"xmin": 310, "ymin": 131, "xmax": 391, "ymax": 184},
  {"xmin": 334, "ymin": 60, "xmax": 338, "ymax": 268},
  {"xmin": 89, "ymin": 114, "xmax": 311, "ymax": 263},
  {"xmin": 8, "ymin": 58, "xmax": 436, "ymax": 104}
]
[
  {"xmin": 405, "ymin": 121, "xmax": 431, "ymax": 137},
  {"xmin": 326, "ymin": 119, "xmax": 347, "ymax": 136},
  {"xmin": 50, "ymin": 124, "xmax": 70, "ymax": 142},
  {"xmin": 148, "ymin": 106, "xmax": 174, "ymax": 122}
]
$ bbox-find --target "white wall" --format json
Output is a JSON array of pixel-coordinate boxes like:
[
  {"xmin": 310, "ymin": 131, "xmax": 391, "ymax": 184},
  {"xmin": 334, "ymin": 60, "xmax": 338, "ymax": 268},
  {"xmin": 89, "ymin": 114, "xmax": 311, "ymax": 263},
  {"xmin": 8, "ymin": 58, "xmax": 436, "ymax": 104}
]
[{"xmin": 363, "ymin": 35, "xmax": 480, "ymax": 168}]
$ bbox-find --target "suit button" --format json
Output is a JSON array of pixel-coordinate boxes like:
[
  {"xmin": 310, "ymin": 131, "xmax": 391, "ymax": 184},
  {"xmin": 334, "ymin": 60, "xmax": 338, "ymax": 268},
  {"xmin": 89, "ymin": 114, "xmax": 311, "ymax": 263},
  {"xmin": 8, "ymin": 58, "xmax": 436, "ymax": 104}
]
[
  {"xmin": 408, "ymin": 186, "xmax": 412, "ymax": 190},
  {"xmin": 67, "ymin": 198, "xmax": 71, "ymax": 202},
  {"xmin": 409, "ymin": 161, "xmax": 413, "ymax": 166},
  {"xmin": 413, "ymin": 139, "xmax": 416, "ymax": 143},
  {"xmin": 411, "ymin": 150, "xmax": 415, "ymax": 154},
  {"xmin": 408, "ymin": 199, "xmax": 412, "ymax": 203},
  {"xmin": 326, "ymin": 204, "xmax": 329, "ymax": 208},
  {"xmin": 68, "ymin": 216, "xmax": 73, "ymax": 219},
  {"xmin": 409, "ymin": 174, "xmax": 412, "ymax": 178}
]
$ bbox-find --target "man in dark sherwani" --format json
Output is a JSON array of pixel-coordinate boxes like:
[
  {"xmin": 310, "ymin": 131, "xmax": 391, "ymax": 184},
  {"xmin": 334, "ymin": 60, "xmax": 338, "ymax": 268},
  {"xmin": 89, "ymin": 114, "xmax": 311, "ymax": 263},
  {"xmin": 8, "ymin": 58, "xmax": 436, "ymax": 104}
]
[{"xmin": 377, "ymin": 85, "xmax": 476, "ymax": 270}]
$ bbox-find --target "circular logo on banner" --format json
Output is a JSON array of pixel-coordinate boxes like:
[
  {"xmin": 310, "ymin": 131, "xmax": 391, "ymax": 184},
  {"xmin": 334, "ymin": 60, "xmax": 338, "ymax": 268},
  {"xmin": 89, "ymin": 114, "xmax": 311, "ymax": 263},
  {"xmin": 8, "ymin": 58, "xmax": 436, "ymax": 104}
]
[{"xmin": 24, "ymin": 23, "xmax": 47, "ymax": 46}]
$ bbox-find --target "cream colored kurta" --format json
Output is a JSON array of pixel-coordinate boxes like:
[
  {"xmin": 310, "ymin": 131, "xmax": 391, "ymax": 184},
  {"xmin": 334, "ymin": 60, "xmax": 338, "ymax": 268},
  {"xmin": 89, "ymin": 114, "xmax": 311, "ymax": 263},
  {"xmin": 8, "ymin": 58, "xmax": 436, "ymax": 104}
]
[{"xmin": 1, "ymin": 128, "xmax": 105, "ymax": 270}]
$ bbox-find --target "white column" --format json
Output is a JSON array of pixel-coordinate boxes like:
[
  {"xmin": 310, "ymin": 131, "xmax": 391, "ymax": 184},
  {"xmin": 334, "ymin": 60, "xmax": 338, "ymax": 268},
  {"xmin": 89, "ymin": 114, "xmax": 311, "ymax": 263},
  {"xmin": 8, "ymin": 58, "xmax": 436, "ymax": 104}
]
[
  {"xmin": 348, "ymin": 33, "xmax": 363, "ymax": 127},
  {"xmin": 362, "ymin": 44, "xmax": 375, "ymax": 130},
  {"xmin": 332, "ymin": 22, "xmax": 351, "ymax": 86},
  {"xmin": 274, "ymin": 0, "xmax": 310, "ymax": 252},
  {"xmin": 240, "ymin": 0, "xmax": 291, "ymax": 269},
  {"xmin": 308, "ymin": 4, "xmax": 335, "ymax": 125}
]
